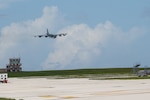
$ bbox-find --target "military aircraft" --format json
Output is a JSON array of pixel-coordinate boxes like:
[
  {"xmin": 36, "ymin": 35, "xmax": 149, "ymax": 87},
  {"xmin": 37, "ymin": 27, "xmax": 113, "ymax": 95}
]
[{"xmin": 34, "ymin": 29, "xmax": 67, "ymax": 38}]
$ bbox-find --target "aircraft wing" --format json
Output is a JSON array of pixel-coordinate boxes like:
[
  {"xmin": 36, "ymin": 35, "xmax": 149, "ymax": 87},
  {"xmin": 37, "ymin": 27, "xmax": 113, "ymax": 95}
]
[
  {"xmin": 57, "ymin": 33, "xmax": 67, "ymax": 37},
  {"xmin": 34, "ymin": 33, "xmax": 67, "ymax": 38},
  {"xmin": 34, "ymin": 35, "xmax": 45, "ymax": 38},
  {"xmin": 48, "ymin": 33, "xmax": 67, "ymax": 38}
]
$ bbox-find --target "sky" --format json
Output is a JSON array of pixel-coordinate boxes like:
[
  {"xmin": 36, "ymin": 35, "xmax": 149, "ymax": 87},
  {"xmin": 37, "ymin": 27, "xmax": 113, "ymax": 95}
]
[{"xmin": 0, "ymin": 0, "xmax": 150, "ymax": 71}]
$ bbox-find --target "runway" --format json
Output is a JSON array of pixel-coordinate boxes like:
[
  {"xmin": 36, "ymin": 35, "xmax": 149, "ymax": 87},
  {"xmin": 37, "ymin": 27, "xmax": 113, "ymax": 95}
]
[{"xmin": 0, "ymin": 78, "xmax": 150, "ymax": 100}]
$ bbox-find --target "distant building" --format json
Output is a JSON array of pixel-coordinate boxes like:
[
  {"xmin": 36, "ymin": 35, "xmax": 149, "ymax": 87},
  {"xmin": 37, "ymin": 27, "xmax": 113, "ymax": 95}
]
[
  {"xmin": 6, "ymin": 58, "xmax": 22, "ymax": 72},
  {"xmin": 0, "ymin": 68, "xmax": 7, "ymax": 73}
]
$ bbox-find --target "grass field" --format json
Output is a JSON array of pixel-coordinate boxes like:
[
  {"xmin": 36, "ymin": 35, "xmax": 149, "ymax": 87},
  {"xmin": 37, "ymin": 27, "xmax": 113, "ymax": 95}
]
[
  {"xmin": 0, "ymin": 98, "xmax": 15, "ymax": 100},
  {"xmin": 7, "ymin": 68, "xmax": 132, "ymax": 77},
  {"xmin": 5, "ymin": 68, "xmax": 149, "ymax": 79}
]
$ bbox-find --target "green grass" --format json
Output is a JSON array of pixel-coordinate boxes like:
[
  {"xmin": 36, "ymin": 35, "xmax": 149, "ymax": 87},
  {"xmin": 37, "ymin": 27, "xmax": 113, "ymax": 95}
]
[
  {"xmin": 1, "ymin": 68, "xmax": 148, "ymax": 79},
  {"xmin": 7, "ymin": 68, "xmax": 132, "ymax": 77},
  {"xmin": 0, "ymin": 98, "xmax": 15, "ymax": 100},
  {"xmin": 100, "ymin": 76, "xmax": 150, "ymax": 80}
]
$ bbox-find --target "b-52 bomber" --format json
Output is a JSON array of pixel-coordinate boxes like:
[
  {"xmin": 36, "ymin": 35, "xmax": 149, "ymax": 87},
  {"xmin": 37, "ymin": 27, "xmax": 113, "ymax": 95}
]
[{"xmin": 34, "ymin": 29, "xmax": 67, "ymax": 38}]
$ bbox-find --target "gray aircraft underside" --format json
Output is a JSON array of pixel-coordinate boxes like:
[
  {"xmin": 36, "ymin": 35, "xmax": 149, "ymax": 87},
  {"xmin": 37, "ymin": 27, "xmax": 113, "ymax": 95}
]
[{"xmin": 34, "ymin": 29, "xmax": 67, "ymax": 38}]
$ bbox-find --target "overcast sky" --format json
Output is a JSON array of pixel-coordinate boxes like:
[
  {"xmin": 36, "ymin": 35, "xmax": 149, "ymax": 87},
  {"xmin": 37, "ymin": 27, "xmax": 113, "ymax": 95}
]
[{"xmin": 0, "ymin": 0, "xmax": 150, "ymax": 71}]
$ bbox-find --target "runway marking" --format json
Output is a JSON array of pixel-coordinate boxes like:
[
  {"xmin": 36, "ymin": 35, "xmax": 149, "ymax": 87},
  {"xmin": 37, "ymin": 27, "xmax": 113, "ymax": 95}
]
[
  {"xmin": 92, "ymin": 89, "xmax": 150, "ymax": 96},
  {"xmin": 39, "ymin": 95, "xmax": 56, "ymax": 98},
  {"xmin": 39, "ymin": 95, "xmax": 78, "ymax": 99},
  {"xmin": 61, "ymin": 96, "xmax": 78, "ymax": 99}
]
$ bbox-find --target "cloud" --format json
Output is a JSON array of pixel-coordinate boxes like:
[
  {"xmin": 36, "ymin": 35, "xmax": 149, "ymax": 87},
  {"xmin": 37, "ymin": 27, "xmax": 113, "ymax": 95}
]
[
  {"xmin": 42, "ymin": 21, "xmax": 142, "ymax": 70},
  {"xmin": 0, "ymin": 6, "xmax": 64, "ymax": 70},
  {"xmin": 0, "ymin": 6, "xmax": 143, "ymax": 70}
]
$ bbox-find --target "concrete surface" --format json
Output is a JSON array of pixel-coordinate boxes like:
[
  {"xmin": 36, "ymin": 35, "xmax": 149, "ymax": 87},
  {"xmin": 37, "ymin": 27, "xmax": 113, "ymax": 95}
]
[{"xmin": 0, "ymin": 78, "xmax": 150, "ymax": 100}]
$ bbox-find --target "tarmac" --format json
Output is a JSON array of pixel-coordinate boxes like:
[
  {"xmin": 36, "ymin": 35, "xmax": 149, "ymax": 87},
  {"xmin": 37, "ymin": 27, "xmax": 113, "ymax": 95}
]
[{"xmin": 1, "ymin": 78, "xmax": 150, "ymax": 100}]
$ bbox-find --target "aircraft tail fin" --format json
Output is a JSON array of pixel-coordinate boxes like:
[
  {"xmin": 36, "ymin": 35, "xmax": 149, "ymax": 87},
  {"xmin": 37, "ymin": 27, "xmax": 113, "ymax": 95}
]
[{"xmin": 46, "ymin": 29, "xmax": 49, "ymax": 35}]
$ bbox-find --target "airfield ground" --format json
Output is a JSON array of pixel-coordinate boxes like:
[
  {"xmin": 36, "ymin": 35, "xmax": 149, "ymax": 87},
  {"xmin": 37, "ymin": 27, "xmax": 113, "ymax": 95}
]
[
  {"xmin": 1, "ymin": 77, "xmax": 150, "ymax": 100},
  {"xmin": 0, "ymin": 68, "xmax": 150, "ymax": 100}
]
